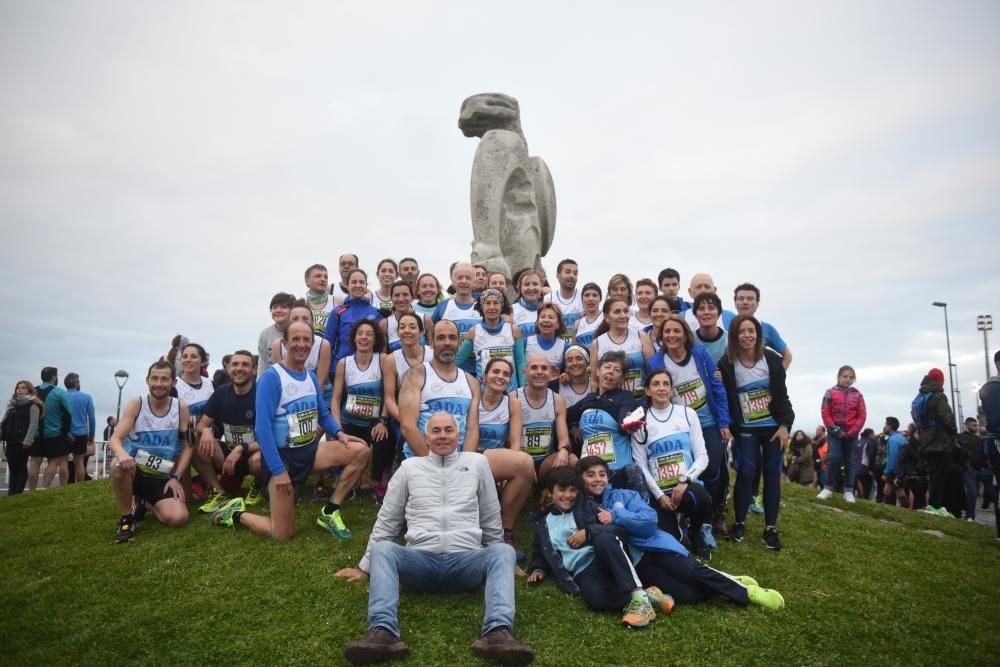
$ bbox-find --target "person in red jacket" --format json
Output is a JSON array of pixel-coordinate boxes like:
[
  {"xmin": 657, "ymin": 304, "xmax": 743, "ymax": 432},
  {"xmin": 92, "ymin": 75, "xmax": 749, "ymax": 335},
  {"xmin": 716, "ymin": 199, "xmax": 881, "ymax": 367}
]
[{"xmin": 817, "ymin": 365, "xmax": 867, "ymax": 503}]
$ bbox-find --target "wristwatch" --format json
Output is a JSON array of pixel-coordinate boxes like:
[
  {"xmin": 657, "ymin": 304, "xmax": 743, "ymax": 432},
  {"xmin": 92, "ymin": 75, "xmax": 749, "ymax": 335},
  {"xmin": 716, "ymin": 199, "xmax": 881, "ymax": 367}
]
[
  {"xmin": 677, "ymin": 474, "xmax": 689, "ymax": 484},
  {"xmin": 170, "ymin": 473, "xmax": 183, "ymax": 482}
]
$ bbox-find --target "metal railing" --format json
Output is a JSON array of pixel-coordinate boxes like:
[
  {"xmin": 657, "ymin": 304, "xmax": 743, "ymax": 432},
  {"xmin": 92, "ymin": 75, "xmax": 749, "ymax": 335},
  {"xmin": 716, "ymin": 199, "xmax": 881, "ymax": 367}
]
[{"xmin": 1, "ymin": 440, "xmax": 109, "ymax": 494}]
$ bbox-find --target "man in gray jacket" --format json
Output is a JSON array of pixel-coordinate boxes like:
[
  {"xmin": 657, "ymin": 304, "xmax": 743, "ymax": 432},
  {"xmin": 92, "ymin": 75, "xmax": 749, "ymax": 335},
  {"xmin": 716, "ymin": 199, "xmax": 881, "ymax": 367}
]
[{"xmin": 336, "ymin": 412, "xmax": 534, "ymax": 665}]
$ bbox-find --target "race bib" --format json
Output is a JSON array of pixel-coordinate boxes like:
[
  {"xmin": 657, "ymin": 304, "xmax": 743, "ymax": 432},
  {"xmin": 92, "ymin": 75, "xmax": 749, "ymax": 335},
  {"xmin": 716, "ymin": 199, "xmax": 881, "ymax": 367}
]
[
  {"xmin": 675, "ymin": 377, "xmax": 707, "ymax": 412},
  {"xmin": 312, "ymin": 310, "xmax": 330, "ymax": 333},
  {"xmin": 223, "ymin": 423, "xmax": 255, "ymax": 447},
  {"xmin": 522, "ymin": 425, "xmax": 552, "ymax": 456},
  {"xmin": 739, "ymin": 388, "xmax": 772, "ymax": 424},
  {"xmin": 286, "ymin": 408, "xmax": 318, "ymax": 447},
  {"xmin": 135, "ymin": 448, "xmax": 175, "ymax": 477},
  {"xmin": 583, "ymin": 432, "xmax": 616, "ymax": 465},
  {"xmin": 654, "ymin": 451, "xmax": 687, "ymax": 489},
  {"xmin": 345, "ymin": 394, "xmax": 381, "ymax": 421},
  {"xmin": 622, "ymin": 368, "xmax": 643, "ymax": 398}
]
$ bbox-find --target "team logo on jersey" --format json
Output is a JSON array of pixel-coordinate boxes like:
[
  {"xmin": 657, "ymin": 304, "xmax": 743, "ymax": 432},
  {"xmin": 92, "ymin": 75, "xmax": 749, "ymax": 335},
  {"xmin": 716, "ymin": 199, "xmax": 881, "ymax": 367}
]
[
  {"xmin": 285, "ymin": 383, "xmax": 299, "ymax": 397},
  {"xmin": 245, "ymin": 410, "xmax": 254, "ymax": 419}
]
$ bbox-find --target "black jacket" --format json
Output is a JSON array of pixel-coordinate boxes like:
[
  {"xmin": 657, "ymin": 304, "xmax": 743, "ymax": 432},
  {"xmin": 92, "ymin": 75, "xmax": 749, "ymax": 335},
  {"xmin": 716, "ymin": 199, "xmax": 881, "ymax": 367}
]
[{"xmin": 718, "ymin": 348, "xmax": 795, "ymax": 436}]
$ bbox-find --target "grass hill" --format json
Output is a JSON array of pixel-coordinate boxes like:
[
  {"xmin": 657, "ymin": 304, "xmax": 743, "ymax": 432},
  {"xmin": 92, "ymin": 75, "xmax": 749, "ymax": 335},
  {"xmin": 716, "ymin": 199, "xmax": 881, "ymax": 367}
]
[{"xmin": 2, "ymin": 479, "xmax": 998, "ymax": 666}]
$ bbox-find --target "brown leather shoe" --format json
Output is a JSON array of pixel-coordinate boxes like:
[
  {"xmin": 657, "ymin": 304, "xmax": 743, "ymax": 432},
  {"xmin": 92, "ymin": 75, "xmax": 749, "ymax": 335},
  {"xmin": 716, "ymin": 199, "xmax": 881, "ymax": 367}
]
[
  {"xmin": 471, "ymin": 627, "xmax": 535, "ymax": 665},
  {"xmin": 343, "ymin": 628, "xmax": 409, "ymax": 665}
]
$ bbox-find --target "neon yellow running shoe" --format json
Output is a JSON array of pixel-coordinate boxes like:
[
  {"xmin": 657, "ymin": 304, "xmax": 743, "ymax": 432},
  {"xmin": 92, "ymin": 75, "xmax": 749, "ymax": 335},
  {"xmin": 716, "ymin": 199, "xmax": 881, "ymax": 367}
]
[
  {"xmin": 198, "ymin": 488, "xmax": 228, "ymax": 514},
  {"xmin": 747, "ymin": 585, "xmax": 785, "ymax": 610},
  {"xmin": 732, "ymin": 575, "xmax": 759, "ymax": 587},
  {"xmin": 317, "ymin": 507, "xmax": 352, "ymax": 538},
  {"xmin": 244, "ymin": 483, "xmax": 263, "ymax": 507},
  {"xmin": 210, "ymin": 497, "xmax": 246, "ymax": 528}
]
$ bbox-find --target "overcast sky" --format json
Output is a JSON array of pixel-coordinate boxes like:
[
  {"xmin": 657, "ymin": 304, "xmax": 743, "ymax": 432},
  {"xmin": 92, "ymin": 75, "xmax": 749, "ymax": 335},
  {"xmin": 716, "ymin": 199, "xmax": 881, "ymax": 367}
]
[{"xmin": 1, "ymin": 1, "xmax": 998, "ymax": 437}]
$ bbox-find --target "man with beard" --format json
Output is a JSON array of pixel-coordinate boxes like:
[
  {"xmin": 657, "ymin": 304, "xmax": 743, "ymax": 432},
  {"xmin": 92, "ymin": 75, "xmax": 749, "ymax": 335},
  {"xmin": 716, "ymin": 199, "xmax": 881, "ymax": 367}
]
[
  {"xmin": 399, "ymin": 319, "xmax": 480, "ymax": 458},
  {"xmin": 193, "ymin": 350, "xmax": 264, "ymax": 512},
  {"xmin": 543, "ymin": 259, "xmax": 583, "ymax": 338},
  {"xmin": 107, "ymin": 361, "xmax": 192, "ymax": 543}
]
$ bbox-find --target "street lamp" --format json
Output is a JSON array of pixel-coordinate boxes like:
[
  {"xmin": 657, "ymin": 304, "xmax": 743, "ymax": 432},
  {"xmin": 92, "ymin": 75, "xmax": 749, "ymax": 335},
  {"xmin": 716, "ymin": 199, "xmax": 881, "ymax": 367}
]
[
  {"xmin": 978, "ymin": 314, "xmax": 993, "ymax": 383},
  {"xmin": 114, "ymin": 370, "xmax": 130, "ymax": 423},
  {"xmin": 950, "ymin": 363, "xmax": 963, "ymax": 423},
  {"xmin": 931, "ymin": 302, "xmax": 958, "ymax": 428}
]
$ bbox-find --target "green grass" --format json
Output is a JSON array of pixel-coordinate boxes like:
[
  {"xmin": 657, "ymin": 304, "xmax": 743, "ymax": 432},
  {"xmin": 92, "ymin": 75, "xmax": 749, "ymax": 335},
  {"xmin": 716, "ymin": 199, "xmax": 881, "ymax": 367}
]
[{"xmin": 2, "ymin": 480, "xmax": 998, "ymax": 666}]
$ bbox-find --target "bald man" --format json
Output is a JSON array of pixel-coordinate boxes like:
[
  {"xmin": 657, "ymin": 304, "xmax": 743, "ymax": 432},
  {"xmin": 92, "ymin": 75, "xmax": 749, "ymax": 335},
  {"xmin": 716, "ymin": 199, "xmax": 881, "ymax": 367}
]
[{"xmin": 337, "ymin": 412, "xmax": 534, "ymax": 665}]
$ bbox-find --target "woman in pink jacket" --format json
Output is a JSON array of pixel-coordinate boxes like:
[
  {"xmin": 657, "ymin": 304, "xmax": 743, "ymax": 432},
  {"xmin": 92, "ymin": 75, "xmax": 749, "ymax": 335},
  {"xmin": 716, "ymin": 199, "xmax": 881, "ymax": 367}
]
[{"xmin": 816, "ymin": 365, "xmax": 867, "ymax": 503}]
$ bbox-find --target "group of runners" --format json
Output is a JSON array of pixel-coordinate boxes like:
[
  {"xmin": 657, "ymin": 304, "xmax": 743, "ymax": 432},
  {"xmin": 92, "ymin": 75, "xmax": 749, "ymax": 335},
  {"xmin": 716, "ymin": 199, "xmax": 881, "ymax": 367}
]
[{"xmin": 102, "ymin": 254, "xmax": 795, "ymax": 663}]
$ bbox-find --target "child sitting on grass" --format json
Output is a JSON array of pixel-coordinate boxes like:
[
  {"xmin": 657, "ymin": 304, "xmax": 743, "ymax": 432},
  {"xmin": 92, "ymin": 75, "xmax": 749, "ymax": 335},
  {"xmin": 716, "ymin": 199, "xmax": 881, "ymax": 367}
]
[{"xmin": 528, "ymin": 460, "xmax": 785, "ymax": 623}]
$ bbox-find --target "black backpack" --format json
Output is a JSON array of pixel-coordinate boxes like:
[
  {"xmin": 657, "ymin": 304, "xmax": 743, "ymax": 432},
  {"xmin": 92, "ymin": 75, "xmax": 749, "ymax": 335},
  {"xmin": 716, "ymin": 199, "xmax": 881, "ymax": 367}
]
[{"xmin": 36, "ymin": 386, "xmax": 72, "ymax": 437}]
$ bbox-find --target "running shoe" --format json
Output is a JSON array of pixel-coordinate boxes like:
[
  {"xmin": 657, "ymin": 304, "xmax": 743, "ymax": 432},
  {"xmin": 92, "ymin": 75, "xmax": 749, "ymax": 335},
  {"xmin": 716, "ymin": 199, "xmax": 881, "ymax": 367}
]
[
  {"xmin": 211, "ymin": 497, "xmax": 246, "ymax": 528},
  {"xmin": 843, "ymin": 491, "xmax": 856, "ymax": 503},
  {"xmin": 690, "ymin": 532, "xmax": 712, "ymax": 561},
  {"xmin": 621, "ymin": 597, "xmax": 656, "ymax": 628},
  {"xmin": 318, "ymin": 507, "xmax": 352, "ymax": 538},
  {"xmin": 311, "ymin": 481, "xmax": 332, "ymax": 502},
  {"xmin": 244, "ymin": 483, "xmax": 263, "ymax": 507},
  {"xmin": 746, "ymin": 585, "xmax": 785, "ymax": 610},
  {"xmin": 762, "ymin": 527, "xmax": 783, "ymax": 551},
  {"xmin": 816, "ymin": 488, "xmax": 833, "ymax": 500},
  {"xmin": 728, "ymin": 522, "xmax": 746, "ymax": 543},
  {"xmin": 750, "ymin": 495, "xmax": 764, "ymax": 514},
  {"xmin": 711, "ymin": 511, "xmax": 728, "ymax": 536},
  {"xmin": 644, "ymin": 586, "xmax": 674, "ymax": 615},
  {"xmin": 700, "ymin": 523, "xmax": 718, "ymax": 549},
  {"xmin": 731, "ymin": 575, "xmax": 758, "ymax": 587},
  {"xmin": 199, "ymin": 488, "xmax": 228, "ymax": 514},
  {"xmin": 114, "ymin": 516, "xmax": 136, "ymax": 544}
]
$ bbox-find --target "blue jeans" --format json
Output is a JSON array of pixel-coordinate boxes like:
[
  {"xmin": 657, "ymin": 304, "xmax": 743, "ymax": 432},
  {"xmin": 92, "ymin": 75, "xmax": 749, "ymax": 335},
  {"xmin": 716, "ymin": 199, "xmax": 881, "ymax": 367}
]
[
  {"xmin": 824, "ymin": 432, "xmax": 857, "ymax": 493},
  {"xmin": 963, "ymin": 468, "xmax": 980, "ymax": 519},
  {"xmin": 367, "ymin": 541, "xmax": 516, "ymax": 638},
  {"xmin": 733, "ymin": 432, "xmax": 782, "ymax": 526}
]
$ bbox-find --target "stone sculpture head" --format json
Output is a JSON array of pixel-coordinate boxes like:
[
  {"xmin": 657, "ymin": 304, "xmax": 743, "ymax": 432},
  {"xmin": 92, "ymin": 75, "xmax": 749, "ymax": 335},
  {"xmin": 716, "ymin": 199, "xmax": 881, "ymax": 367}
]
[{"xmin": 458, "ymin": 93, "xmax": 522, "ymax": 138}]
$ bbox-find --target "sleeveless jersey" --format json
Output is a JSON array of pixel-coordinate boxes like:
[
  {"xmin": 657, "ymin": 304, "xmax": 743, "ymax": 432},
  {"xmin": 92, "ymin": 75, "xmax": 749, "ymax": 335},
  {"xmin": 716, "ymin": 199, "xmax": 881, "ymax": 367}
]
[
  {"xmin": 573, "ymin": 313, "xmax": 604, "ymax": 348},
  {"xmin": 176, "ymin": 376, "xmax": 214, "ymax": 434},
  {"xmin": 342, "ymin": 354, "xmax": 384, "ymax": 427},
  {"xmin": 279, "ymin": 334, "xmax": 323, "ymax": 371},
  {"xmin": 123, "ymin": 397, "xmax": 181, "ymax": 478},
  {"xmin": 694, "ymin": 328, "xmax": 728, "ymax": 363},
  {"xmin": 595, "ymin": 330, "xmax": 646, "ymax": 399},
  {"xmin": 640, "ymin": 404, "xmax": 696, "ymax": 491},
  {"xmin": 628, "ymin": 312, "xmax": 653, "ymax": 333},
  {"xmin": 371, "ymin": 290, "xmax": 393, "ymax": 317},
  {"xmin": 473, "ymin": 322, "xmax": 516, "ymax": 391},
  {"xmin": 734, "ymin": 358, "xmax": 777, "ymax": 429},
  {"xmin": 306, "ymin": 292, "xmax": 336, "ymax": 334},
  {"xmin": 524, "ymin": 334, "xmax": 567, "ymax": 374},
  {"xmin": 392, "ymin": 346, "xmax": 434, "ymax": 392},
  {"xmin": 658, "ymin": 352, "xmax": 715, "ymax": 427},
  {"xmin": 386, "ymin": 313, "xmax": 427, "ymax": 352},
  {"xmin": 511, "ymin": 299, "xmax": 539, "ymax": 337},
  {"xmin": 269, "ymin": 364, "xmax": 322, "ymax": 449},
  {"xmin": 477, "ymin": 394, "xmax": 511, "ymax": 451},
  {"xmin": 403, "ymin": 362, "xmax": 474, "ymax": 458},
  {"xmin": 516, "ymin": 387, "xmax": 557, "ymax": 462},
  {"xmin": 558, "ymin": 381, "xmax": 590, "ymax": 411},
  {"xmin": 580, "ymin": 405, "xmax": 633, "ymax": 470},
  {"xmin": 433, "ymin": 299, "xmax": 482, "ymax": 375},
  {"xmin": 545, "ymin": 289, "xmax": 583, "ymax": 339}
]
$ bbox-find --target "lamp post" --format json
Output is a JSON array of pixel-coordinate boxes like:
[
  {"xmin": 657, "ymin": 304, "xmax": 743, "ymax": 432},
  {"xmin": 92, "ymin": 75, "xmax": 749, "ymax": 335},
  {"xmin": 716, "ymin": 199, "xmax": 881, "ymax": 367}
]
[
  {"xmin": 978, "ymin": 314, "xmax": 993, "ymax": 383},
  {"xmin": 950, "ymin": 363, "xmax": 963, "ymax": 423},
  {"xmin": 931, "ymin": 302, "xmax": 958, "ymax": 428},
  {"xmin": 114, "ymin": 370, "xmax": 130, "ymax": 423}
]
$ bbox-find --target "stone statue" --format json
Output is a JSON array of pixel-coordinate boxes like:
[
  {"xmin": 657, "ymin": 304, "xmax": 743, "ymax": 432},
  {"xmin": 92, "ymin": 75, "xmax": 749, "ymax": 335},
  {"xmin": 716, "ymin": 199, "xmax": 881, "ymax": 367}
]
[{"xmin": 458, "ymin": 93, "xmax": 556, "ymax": 282}]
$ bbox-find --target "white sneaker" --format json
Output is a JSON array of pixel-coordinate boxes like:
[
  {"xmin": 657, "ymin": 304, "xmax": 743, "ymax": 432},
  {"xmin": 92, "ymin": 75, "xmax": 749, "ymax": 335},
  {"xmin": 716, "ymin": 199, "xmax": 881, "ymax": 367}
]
[
  {"xmin": 843, "ymin": 491, "xmax": 856, "ymax": 503},
  {"xmin": 816, "ymin": 489, "xmax": 833, "ymax": 500}
]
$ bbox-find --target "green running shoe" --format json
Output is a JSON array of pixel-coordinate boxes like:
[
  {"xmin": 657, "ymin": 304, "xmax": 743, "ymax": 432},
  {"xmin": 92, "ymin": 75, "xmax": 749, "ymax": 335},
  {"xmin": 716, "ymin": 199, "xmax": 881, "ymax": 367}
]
[
  {"xmin": 199, "ymin": 488, "xmax": 228, "ymax": 514},
  {"xmin": 644, "ymin": 586, "xmax": 674, "ymax": 615},
  {"xmin": 622, "ymin": 597, "xmax": 656, "ymax": 628},
  {"xmin": 244, "ymin": 483, "xmax": 263, "ymax": 507},
  {"xmin": 747, "ymin": 585, "xmax": 785, "ymax": 610},
  {"xmin": 318, "ymin": 507, "xmax": 352, "ymax": 538},
  {"xmin": 731, "ymin": 575, "xmax": 759, "ymax": 587},
  {"xmin": 211, "ymin": 497, "xmax": 246, "ymax": 528}
]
